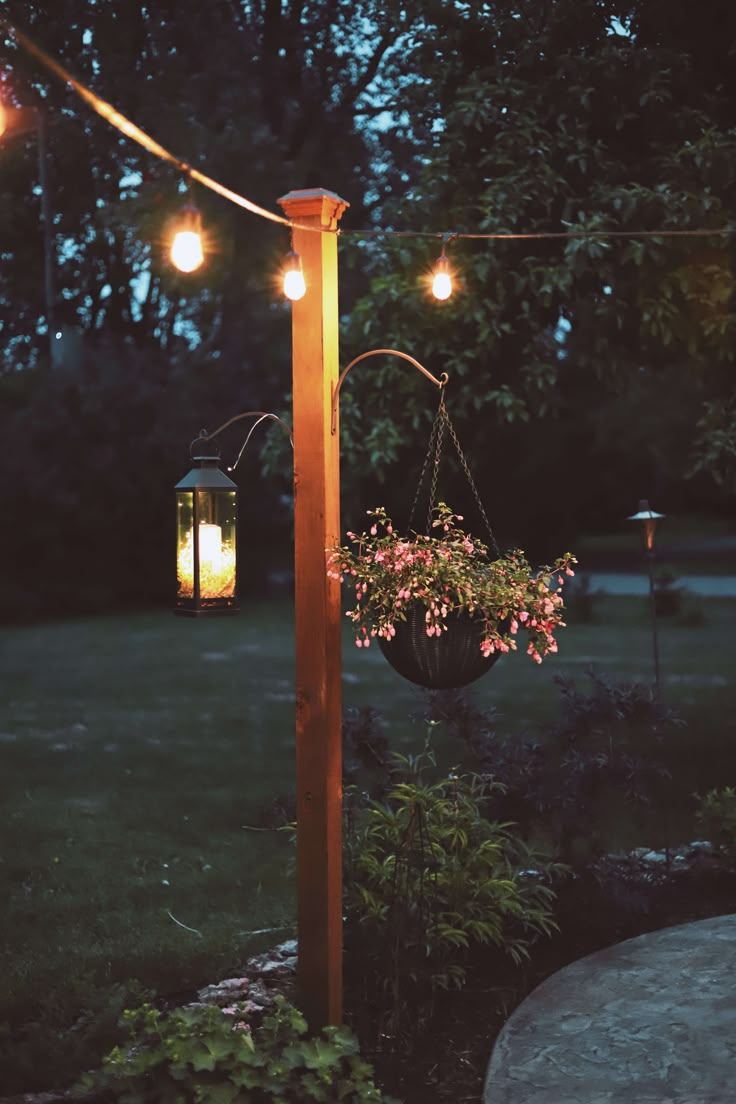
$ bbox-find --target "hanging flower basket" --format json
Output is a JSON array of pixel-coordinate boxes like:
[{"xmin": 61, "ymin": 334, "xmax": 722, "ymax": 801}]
[{"xmin": 327, "ymin": 503, "xmax": 576, "ymax": 691}]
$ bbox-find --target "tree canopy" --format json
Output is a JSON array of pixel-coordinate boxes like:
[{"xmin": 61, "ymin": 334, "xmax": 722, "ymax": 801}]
[
  {"xmin": 1, "ymin": 0, "xmax": 734, "ymax": 616},
  {"xmin": 340, "ymin": 0, "xmax": 736, "ymax": 537}
]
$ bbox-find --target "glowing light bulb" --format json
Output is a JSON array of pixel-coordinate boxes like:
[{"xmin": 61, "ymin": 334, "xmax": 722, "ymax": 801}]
[
  {"xmin": 432, "ymin": 254, "xmax": 453, "ymax": 300},
  {"xmin": 0, "ymin": 103, "xmax": 6, "ymax": 137},
  {"xmin": 282, "ymin": 251, "xmax": 306, "ymax": 300},
  {"xmin": 284, "ymin": 268, "xmax": 306, "ymax": 300},
  {"xmin": 170, "ymin": 198, "xmax": 205, "ymax": 273},
  {"xmin": 171, "ymin": 229, "xmax": 204, "ymax": 273}
]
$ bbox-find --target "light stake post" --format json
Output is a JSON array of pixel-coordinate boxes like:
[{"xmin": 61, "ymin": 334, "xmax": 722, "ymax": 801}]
[
  {"xmin": 627, "ymin": 499, "xmax": 666, "ymax": 701},
  {"xmin": 277, "ymin": 188, "xmax": 349, "ymax": 1029}
]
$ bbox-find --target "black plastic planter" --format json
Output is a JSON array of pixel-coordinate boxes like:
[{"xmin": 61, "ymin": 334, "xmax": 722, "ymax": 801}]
[{"xmin": 378, "ymin": 605, "xmax": 502, "ymax": 689}]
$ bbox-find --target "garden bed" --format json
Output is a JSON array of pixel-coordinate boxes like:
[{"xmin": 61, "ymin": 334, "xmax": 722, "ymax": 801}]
[{"xmin": 359, "ymin": 850, "xmax": 736, "ymax": 1103}]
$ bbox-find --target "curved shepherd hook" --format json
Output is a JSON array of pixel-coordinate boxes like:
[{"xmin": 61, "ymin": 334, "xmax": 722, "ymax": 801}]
[{"xmin": 330, "ymin": 348, "xmax": 449, "ymax": 435}]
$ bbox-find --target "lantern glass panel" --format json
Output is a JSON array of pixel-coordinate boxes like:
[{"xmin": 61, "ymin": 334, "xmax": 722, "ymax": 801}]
[
  {"xmin": 195, "ymin": 488, "xmax": 237, "ymax": 602},
  {"xmin": 176, "ymin": 487, "xmax": 237, "ymax": 614},
  {"xmin": 176, "ymin": 491, "xmax": 195, "ymax": 602}
]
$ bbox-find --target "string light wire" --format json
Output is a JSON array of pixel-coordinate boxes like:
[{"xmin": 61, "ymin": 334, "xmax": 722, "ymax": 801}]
[
  {"xmin": 2, "ymin": 20, "xmax": 300, "ymax": 231},
  {"xmin": 4, "ymin": 19, "xmax": 736, "ymax": 246}
]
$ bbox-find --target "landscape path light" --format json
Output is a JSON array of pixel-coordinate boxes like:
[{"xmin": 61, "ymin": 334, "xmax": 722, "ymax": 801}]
[{"xmin": 627, "ymin": 498, "xmax": 666, "ymax": 700}]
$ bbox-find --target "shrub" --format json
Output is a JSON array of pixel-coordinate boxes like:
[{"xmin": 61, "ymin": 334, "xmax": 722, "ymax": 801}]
[
  {"xmin": 425, "ymin": 671, "xmax": 681, "ymax": 866},
  {"xmin": 343, "ymin": 740, "xmax": 563, "ymax": 1038}
]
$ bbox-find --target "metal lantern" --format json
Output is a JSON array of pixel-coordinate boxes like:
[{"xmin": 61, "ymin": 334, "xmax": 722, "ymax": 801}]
[{"xmin": 175, "ymin": 456, "xmax": 238, "ymax": 616}]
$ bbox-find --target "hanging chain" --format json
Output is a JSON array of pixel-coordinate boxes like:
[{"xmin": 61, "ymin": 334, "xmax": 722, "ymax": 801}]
[
  {"xmin": 407, "ymin": 388, "xmax": 445, "ymax": 534},
  {"xmin": 425, "ymin": 402, "xmax": 447, "ymax": 536},
  {"xmin": 407, "ymin": 386, "xmax": 502, "ymax": 557},
  {"xmin": 443, "ymin": 409, "xmax": 502, "ymax": 559}
]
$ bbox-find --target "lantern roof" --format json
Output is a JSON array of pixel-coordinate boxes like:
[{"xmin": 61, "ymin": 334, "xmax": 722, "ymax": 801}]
[{"xmin": 175, "ymin": 456, "xmax": 237, "ymax": 492}]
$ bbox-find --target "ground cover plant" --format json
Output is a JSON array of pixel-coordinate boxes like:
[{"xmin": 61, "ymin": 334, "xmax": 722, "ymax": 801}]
[
  {"xmin": 78, "ymin": 993, "xmax": 398, "ymax": 1104},
  {"xmin": 0, "ymin": 591, "xmax": 735, "ymax": 1095}
]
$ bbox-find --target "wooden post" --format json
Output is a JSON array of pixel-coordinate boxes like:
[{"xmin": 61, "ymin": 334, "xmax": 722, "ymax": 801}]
[{"xmin": 277, "ymin": 188, "xmax": 349, "ymax": 1028}]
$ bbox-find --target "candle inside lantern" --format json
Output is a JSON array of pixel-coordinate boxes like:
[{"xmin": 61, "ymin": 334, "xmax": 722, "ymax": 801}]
[
  {"xmin": 198, "ymin": 522, "xmax": 223, "ymax": 573},
  {"xmin": 177, "ymin": 524, "xmax": 236, "ymax": 600}
]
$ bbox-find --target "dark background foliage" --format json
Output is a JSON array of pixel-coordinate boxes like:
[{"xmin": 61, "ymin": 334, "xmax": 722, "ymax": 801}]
[{"xmin": 1, "ymin": 0, "xmax": 734, "ymax": 620}]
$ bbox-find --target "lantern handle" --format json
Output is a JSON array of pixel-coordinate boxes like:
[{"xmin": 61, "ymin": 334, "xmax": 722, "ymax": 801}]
[
  {"xmin": 190, "ymin": 411, "xmax": 294, "ymax": 469},
  {"xmin": 331, "ymin": 349, "xmax": 448, "ymax": 435}
]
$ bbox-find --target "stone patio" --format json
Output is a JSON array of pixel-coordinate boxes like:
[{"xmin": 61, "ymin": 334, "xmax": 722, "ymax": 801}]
[{"xmin": 484, "ymin": 914, "xmax": 736, "ymax": 1104}]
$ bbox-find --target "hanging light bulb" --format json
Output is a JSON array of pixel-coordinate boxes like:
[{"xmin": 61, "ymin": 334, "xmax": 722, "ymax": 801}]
[
  {"xmin": 431, "ymin": 248, "xmax": 453, "ymax": 301},
  {"xmin": 170, "ymin": 200, "xmax": 204, "ymax": 273},
  {"xmin": 0, "ymin": 101, "xmax": 6, "ymax": 137},
  {"xmin": 282, "ymin": 250, "xmax": 306, "ymax": 301}
]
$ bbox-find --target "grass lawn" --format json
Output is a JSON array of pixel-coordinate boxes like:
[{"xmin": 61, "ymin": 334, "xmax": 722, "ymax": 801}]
[{"xmin": 0, "ymin": 591, "xmax": 734, "ymax": 1092}]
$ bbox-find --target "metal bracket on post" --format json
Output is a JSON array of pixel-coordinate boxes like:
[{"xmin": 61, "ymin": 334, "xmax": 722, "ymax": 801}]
[{"xmin": 330, "ymin": 348, "xmax": 449, "ymax": 435}]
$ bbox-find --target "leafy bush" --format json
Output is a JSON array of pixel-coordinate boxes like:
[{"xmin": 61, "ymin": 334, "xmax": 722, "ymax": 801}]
[
  {"xmin": 425, "ymin": 671, "xmax": 681, "ymax": 866},
  {"xmin": 343, "ymin": 740, "xmax": 563, "ymax": 1037},
  {"xmin": 77, "ymin": 994, "xmax": 398, "ymax": 1103},
  {"xmin": 695, "ymin": 786, "xmax": 736, "ymax": 863}
]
